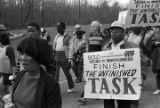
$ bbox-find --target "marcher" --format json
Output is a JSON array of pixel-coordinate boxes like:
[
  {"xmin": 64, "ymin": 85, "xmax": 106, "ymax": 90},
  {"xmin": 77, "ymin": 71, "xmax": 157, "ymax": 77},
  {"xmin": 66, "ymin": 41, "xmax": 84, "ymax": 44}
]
[
  {"xmin": 87, "ymin": 20, "xmax": 103, "ymax": 51},
  {"xmin": 146, "ymin": 26, "xmax": 160, "ymax": 95},
  {"xmin": 16, "ymin": 23, "xmax": 56, "ymax": 78},
  {"xmin": 72, "ymin": 24, "xmax": 81, "ymax": 35},
  {"xmin": 102, "ymin": 27, "xmax": 111, "ymax": 49},
  {"xmin": 0, "ymin": 33, "xmax": 16, "ymax": 95},
  {"xmin": 12, "ymin": 37, "xmax": 62, "ymax": 108},
  {"xmin": 78, "ymin": 20, "xmax": 103, "ymax": 104},
  {"xmin": 127, "ymin": 27, "xmax": 149, "ymax": 87},
  {"xmin": 127, "ymin": 27, "xmax": 143, "ymax": 45},
  {"xmin": 40, "ymin": 28, "xmax": 51, "ymax": 44},
  {"xmin": 72, "ymin": 24, "xmax": 86, "ymax": 40},
  {"xmin": 69, "ymin": 30, "xmax": 86, "ymax": 83},
  {"xmin": 103, "ymin": 20, "xmax": 139, "ymax": 108},
  {"xmin": 53, "ymin": 22, "xmax": 74, "ymax": 93}
]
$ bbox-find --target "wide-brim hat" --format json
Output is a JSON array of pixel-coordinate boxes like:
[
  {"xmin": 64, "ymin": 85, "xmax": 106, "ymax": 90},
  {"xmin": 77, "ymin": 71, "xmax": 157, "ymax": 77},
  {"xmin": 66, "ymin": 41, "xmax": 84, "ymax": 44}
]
[
  {"xmin": 110, "ymin": 20, "xmax": 124, "ymax": 31},
  {"xmin": 75, "ymin": 24, "xmax": 81, "ymax": 29}
]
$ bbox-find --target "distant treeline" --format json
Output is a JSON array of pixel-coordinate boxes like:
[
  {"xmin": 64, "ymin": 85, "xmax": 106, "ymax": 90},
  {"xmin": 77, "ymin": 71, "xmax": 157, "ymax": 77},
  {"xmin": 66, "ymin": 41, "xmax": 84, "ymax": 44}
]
[{"xmin": 0, "ymin": 0, "xmax": 125, "ymax": 30}]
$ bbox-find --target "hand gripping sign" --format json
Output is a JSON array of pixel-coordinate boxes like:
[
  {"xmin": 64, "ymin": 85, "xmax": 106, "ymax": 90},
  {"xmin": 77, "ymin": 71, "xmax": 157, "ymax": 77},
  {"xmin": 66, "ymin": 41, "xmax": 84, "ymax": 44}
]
[
  {"xmin": 126, "ymin": 0, "xmax": 160, "ymax": 27},
  {"xmin": 83, "ymin": 48, "xmax": 141, "ymax": 100}
]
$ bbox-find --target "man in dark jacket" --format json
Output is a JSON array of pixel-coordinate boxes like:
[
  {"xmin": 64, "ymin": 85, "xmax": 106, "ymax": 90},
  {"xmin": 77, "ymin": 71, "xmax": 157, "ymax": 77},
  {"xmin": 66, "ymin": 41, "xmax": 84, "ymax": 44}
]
[
  {"xmin": 146, "ymin": 26, "xmax": 160, "ymax": 95},
  {"xmin": 103, "ymin": 20, "xmax": 139, "ymax": 108}
]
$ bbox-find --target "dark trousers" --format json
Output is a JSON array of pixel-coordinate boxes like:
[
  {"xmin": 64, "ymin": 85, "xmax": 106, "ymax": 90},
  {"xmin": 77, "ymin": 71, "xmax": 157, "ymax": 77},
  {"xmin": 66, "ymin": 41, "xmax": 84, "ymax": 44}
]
[
  {"xmin": 104, "ymin": 99, "xmax": 139, "ymax": 108},
  {"xmin": 55, "ymin": 51, "xmax": 74, "ymax": 89},
  {"xmin": 72, "ymin": 61, "xmax": 83, "ymax": 81},
  {"xmin": 156, "ymin": 71, "xmax": 160, "ymax": 90}
]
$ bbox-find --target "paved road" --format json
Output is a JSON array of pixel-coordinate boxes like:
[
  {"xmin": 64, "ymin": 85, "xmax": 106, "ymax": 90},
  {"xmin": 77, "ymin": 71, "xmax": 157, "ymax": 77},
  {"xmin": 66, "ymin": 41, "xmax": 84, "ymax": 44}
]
[{"xmin": 60, "ymin": 66, "xmax": 160, "ymax": 108}]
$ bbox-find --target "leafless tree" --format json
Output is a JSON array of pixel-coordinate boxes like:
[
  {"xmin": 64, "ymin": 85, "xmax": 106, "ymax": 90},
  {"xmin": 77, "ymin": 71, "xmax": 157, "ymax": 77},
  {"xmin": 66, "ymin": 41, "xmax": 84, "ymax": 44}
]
[{"xmin": 0, "ymin": 0, "xmax": 122, "ymax": 29}]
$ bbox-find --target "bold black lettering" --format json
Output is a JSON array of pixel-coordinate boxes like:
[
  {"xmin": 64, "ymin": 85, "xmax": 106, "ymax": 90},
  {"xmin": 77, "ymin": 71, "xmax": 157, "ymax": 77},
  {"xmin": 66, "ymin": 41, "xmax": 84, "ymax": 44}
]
[
  {"xmin": 131, "ymin": 14, "xmax": 137, "ymax": 24},
  {"xmin": 123, "ymin": 78, "xmax": 136, "ymax": 94},
  {"xmin": 86, "ymin": 71, "xmax": 90, "ymax": 77},
  {"xmin": 93, "ymin": 64, "xmax": 98, "ymax": 70},
  {"xmin": 99, "ymin": 78, "xmax": 110, "ymax": 94},
  {"xmin": 113, "ymin": 63, "xmax": 117, "ymax": 69},
  {"xmin": 112, "ymin": 78, "xmax": 121, "ymax": 94},
  {"xmin": 150, "ymin": 12, "xmax": 159, "ymax": 23},
  {"xmin": 88, "ymin": 78, "xmax": 99, "ymax": 93},
  {"xmin": 119, "ymin": 63, "xmax": 125, "ymax": 69},
  {"xmin": 131, "ymin": 69, "xmax": 137, "ymax": 76},
  {"xmin": 139, "ymin": 13, "xmax": 147, "ymax": 24}
]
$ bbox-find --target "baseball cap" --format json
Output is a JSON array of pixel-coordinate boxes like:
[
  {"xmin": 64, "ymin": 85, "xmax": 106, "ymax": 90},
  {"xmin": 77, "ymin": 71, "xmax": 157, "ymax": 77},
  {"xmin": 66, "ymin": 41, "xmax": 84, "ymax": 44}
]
[
  {"xmin": 56, "ymin": 22, "xmax": 66, "ymax": 29},
  {"xmin": 74, "ymin": 24, "xmax": 81, "ymax": 29},
  {"xmin": 110, "ymin": 20, "xmax": 124, "ymax": 30},
  {"xmin": 0, "ymin": 24, "xmax": 7, "ymax": 31}
]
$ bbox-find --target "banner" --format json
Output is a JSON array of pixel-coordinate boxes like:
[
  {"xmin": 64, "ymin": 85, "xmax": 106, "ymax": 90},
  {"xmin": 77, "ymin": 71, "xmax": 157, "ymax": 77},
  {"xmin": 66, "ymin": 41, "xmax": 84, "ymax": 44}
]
[
  {"xmin": 126, "ymin": 0, "xmax": 160, "ymax": 27},
  {"xmin": 118, "ymin": 10, "xmax": 128, "ymax": 26},
  {"xmin": 83, "ymin": 48, "xmax": 141, "ymax": 100}
]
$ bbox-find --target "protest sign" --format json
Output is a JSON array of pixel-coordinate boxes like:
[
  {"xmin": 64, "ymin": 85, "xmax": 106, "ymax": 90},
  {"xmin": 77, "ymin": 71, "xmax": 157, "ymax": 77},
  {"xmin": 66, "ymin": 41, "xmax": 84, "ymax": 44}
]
[
  {"xmin": 83, "ymin": 48, "xmax": 141, "ymax": 100},
  {"xmin": 118, "ymin": 10, "xmax": 128, "ymax": 26},
  {"xmin": 126, "ymin": 0, "xmax": 160, "ymax": 27}
]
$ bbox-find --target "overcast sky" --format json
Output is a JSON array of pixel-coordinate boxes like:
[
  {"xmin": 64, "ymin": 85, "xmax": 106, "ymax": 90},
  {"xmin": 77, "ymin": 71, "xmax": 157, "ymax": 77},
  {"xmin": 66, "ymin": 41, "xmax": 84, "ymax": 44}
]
[
  {"xmin": 68, "ymin": 0, "xmax": 130, "ymax": 7},
  {"xmin": 107, "ymin": 0, "xmax": 129, "ymax": 7}
]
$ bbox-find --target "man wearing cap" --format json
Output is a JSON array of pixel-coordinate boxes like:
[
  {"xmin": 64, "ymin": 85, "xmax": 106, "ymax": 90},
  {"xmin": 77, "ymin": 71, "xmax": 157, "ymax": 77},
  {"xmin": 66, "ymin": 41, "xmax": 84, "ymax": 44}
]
[
  {"xmin": 69, "ymin": 29, "xmax": 86, "ymax": 83},
  {"xmin": 103, "ymin": 20, "xmax": 139, "ymax": 108},
  {"xmin": 72, "ymin": 24, "xmax": 85, "ymax": 39},
  {"xmin": 53, "ymin": 22, "xmax": 74, "ymax": 93}
]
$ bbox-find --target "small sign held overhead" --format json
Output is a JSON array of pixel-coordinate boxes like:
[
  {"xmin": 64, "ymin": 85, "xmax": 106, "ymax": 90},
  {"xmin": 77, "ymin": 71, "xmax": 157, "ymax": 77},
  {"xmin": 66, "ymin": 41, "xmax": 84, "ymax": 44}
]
[
  {"xmin": 118, "ymin": 10, "xmax": 128, "ymax": 26},
  {"xmin": 126, "ymin": 0, "xmax": 160, "ymax": 27}
]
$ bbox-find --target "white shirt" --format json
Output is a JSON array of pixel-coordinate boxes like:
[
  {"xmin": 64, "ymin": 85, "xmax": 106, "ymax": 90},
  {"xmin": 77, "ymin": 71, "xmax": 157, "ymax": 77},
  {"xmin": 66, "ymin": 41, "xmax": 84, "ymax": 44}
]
[
  {"xmin": 111, "ymin": 41, "xmax": 124, "ymax": 50},
  {"xmin": 55, "ymin": 35, "xmax": 64, "ymax": 51},
  {"xmin": 127, "ymin": 33, "xmax": 142, "ymax": 46}
]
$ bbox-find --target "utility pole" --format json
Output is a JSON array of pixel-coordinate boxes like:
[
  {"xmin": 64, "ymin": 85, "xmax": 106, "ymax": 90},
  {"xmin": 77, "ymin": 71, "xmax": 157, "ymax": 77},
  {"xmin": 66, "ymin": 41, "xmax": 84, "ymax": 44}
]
[
  {"xmin": 40, "ymin": 0, "xmax": 44, "ymax": 26},
  {"xmin": 78, "ymin": 0, "xmax": 80, "ymax": 24},
  {"xmin": 20, "ymin": 0, "xmax": 23, "ymax": 25}
]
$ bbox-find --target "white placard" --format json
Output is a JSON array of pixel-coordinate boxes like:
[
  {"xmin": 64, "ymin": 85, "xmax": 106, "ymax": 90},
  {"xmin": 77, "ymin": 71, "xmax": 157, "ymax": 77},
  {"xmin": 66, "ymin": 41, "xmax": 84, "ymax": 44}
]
[
  {"xmin": 83, "ymin": 48, "xmax": 141, "ymax": 100},
  {"xmin": 118, "ymin": 10, "xmax": 128, "ymax": 26},
  {"xmin": 126, "ymin": 0, "xmax": 160, "ymax": 27}
]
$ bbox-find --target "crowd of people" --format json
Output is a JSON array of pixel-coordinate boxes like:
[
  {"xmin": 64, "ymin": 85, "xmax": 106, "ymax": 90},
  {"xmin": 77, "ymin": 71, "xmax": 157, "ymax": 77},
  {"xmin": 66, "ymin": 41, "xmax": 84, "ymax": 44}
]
[{"xmin": 0, "ymin": 18, "xmax": 159, "ymax": 108}]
